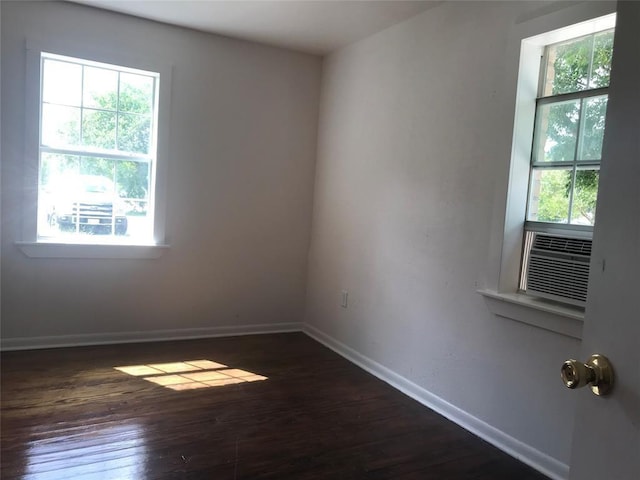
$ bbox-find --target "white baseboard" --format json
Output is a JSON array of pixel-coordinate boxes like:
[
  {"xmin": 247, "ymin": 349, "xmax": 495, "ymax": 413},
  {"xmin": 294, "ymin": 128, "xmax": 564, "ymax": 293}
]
[
  {"xmin": 1, "ymin": 322, "xmax": 303, "ymax": 351},
  {"xmin": 303, "ymin": 324, "xmax": 569, "ymax": 480}
]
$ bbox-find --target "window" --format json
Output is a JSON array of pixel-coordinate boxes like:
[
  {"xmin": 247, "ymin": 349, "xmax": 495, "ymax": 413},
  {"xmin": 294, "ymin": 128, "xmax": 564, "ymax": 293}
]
[
  {"xmin": 36, "ymin": 52, "xmax": 160, "ymax": 244},
  {"xmin": 526, "ymin": 29, "xmax": 614, "ymax": 227}
]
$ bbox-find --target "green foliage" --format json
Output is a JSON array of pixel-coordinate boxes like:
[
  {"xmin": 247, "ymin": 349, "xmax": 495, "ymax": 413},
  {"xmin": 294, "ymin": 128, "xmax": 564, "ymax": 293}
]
[
  {"xmin": 115, "ymin": 161, "xmax": 149, "ymax": 200},
  {"xmin": 590, "ymin": 31, "xmax": 615, "ymax": 88},
  {"xmin": 543, "ymin": 101, "xmax": 579, "ymax": 162},
  {"xmin": 571, "ymin": 170, "xmax": 599, "ymax": 224},
  {"xmin": 549, "ymin": 36, "xmax": 591, "ymax": 95},
  {"xmin": 536, "ymin": 170, "xmax": 570, "ymax": 223},
  {"xmin": 82, "ymin": 110, "xmax": 116, "ymax": 150},
  {"xmin": 579, "ymin": 97, "xmax": 607, "ymax": 160}
]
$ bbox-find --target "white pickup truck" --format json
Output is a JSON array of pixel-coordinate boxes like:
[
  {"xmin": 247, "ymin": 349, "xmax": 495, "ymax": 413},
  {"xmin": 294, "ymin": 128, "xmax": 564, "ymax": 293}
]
[{"xmin": 47, "ymin": 175, "xmax": 128, "ymax": 236}]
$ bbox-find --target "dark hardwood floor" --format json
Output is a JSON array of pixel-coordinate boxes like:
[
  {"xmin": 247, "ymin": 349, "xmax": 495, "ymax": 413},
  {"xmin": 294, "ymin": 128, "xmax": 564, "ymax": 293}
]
[{"xmin": 1, "ymin": 333, "xmax": 548, "ymax": 479}]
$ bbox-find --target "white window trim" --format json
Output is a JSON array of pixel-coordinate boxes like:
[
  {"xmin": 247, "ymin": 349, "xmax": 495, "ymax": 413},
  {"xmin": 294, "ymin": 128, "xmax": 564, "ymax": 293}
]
[
  {"xmin": 19, "ymin": 38, "xmax": 172, "ymax": 259},
  {"xmin": 479, "ymin": 3, "xmax": 617, "ymax": 339}
]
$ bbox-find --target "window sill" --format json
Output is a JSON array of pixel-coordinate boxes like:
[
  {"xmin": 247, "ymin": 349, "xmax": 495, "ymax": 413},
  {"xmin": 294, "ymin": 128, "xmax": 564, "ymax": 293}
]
[
  {"xmin": 477, "ymin": 289, "xmax": 584, "ymax": 339},
  {"xmin": 16, "ymin": 241, "xmax": 169, "ymax": 259}
]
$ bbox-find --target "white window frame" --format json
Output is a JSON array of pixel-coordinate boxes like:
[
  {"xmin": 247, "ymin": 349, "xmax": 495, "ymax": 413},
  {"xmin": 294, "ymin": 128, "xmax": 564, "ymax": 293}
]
[
  {"xmin": 479, "ymin": 4, "xmax": 617, "ymax": 339},
  {"xmin": 18, "ymin": 38, "xmax": 171, "ymax": 259}
]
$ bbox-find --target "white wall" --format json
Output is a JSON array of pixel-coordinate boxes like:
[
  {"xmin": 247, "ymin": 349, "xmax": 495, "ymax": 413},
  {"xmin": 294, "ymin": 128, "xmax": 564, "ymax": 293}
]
[
  {"xmin": 305, "ymin": 1, "xmax": 614, "ymax": 473},
  {"xmin": 1, "ymin": 1, "xmax": 321, "ymax": 341}
]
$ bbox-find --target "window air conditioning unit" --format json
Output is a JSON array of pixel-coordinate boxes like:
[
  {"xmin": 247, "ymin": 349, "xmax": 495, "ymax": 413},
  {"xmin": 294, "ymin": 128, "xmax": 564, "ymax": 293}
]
[{"xmin": 525, "ymin": 233, "xmax": 592, "ymax": 307}]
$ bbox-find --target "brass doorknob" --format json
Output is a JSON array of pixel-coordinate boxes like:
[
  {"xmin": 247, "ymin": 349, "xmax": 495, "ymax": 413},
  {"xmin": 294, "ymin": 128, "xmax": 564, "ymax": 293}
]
[{"xmin": 561, "ymin": 354, "xmax": 614, "ymax": 396}]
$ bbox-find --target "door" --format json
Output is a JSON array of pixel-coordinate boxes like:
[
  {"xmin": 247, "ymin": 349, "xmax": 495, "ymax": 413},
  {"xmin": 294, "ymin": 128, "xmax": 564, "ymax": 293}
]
[{"xmin": 568, "ymin": 2, "xmax": 640, "ymax": 479}]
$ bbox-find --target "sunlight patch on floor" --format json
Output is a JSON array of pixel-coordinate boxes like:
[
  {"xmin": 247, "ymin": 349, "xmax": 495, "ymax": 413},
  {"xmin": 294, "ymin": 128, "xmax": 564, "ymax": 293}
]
[{"xmin": 115, "ymin": 360, "xmax": 267, "ymax": 391}]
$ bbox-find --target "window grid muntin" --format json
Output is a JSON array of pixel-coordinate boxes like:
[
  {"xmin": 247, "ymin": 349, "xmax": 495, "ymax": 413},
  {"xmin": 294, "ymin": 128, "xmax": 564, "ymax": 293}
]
[
  {"xmin": 115, "ymin": 69, "xmax": 121, "ymax": 150},
  {"xmin": 40, "ymin": 145, "xmax": 153, "ymax": 163}
]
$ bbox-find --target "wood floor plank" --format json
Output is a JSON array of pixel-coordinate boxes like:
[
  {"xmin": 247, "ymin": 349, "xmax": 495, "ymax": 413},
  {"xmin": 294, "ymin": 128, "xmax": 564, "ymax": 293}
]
[{"xmin": 1, "ymin": 333, "xmax": 548, "ymax": 479}]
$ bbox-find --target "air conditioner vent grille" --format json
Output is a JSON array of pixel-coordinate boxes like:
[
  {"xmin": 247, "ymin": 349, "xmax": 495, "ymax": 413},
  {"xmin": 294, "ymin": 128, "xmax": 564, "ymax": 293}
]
[
  {"xmin": 532, "ymin": 234, "xmax": 592, "ymax": 257},
  {"xmin": 527, "ymin": 257, "xmax": 590, "ymax": 303},
  {"xmin": 525, "ymin": 233, "xmax": 592, "ymax": 307}
]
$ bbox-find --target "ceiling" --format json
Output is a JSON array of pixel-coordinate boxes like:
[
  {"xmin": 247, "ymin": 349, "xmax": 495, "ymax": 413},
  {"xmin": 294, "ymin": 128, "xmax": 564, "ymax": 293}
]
[{"xmin": 70, "ymin": 1, "xmax": 440, "ymax": 55}]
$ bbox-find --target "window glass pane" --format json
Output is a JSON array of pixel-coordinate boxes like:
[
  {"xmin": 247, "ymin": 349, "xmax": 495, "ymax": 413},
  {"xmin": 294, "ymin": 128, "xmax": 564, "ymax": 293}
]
[
  {"xmin": 83, "ymin": 66, "xmax": 118, "ymax": 110},
  {"xmin": 119, "ymin": 73, "xmax": 154, "ymax": 114},
  {"xmin": 82, "ymin": 109, "xmax": 117, "ymax": 150},
  {"xmin": 42, "ymin": 59, "xmax": 82, "ymax": 106},
  {"xmin": 589, "ymin": 30, "xmax": 614, "ymax": 89},
  {"xmin": 542, "ymin": 34, "xmax": 592, "ymax": 96},
  {"xmin": 118, "ymin": 114, "xmax": 151, "ymax": 154},
  {"xmin": 40, "ymin": 153, "xmax": 80, "ymax": 187},
  {"xmin": 38, "ymin": 154, "xmax": 80, "ymax": 237},
  {"xmin": 571, "ymin": 168, "xmax": 599, "ymax": 226},
  {"xmin": 533, "ymin": 100, "xmax": 580, "ymax": 163},
  {"xmin": 115, "ymin": 161, "xmax": 150, "ymax": 200},
  {"xmin": 41, "ymin": 104, "xmax": 81, "ymax": 147},
  {"xmin": 122, "ymin": 199, "xmax": 150, "ymax": 239},
  {"xmin": 116, "ymin": 162, "xmax": 151, "ymax": 240},
  {"xmin": 80, "ymin": 156, "xmax": 116, "ymax": 185},
  {"xmin": 528, "ymin": 168, "xmax": 571, "ymax": 223},
  {"xmin": 578, "ymin": 95, "xmax": 608, "ymax": 161}
]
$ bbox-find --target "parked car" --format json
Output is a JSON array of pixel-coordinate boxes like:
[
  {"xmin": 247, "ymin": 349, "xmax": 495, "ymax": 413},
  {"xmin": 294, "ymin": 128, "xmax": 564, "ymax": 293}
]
[{"xmin": 47, "ymin": 175, "xmax": 128, "ymax": 235}]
